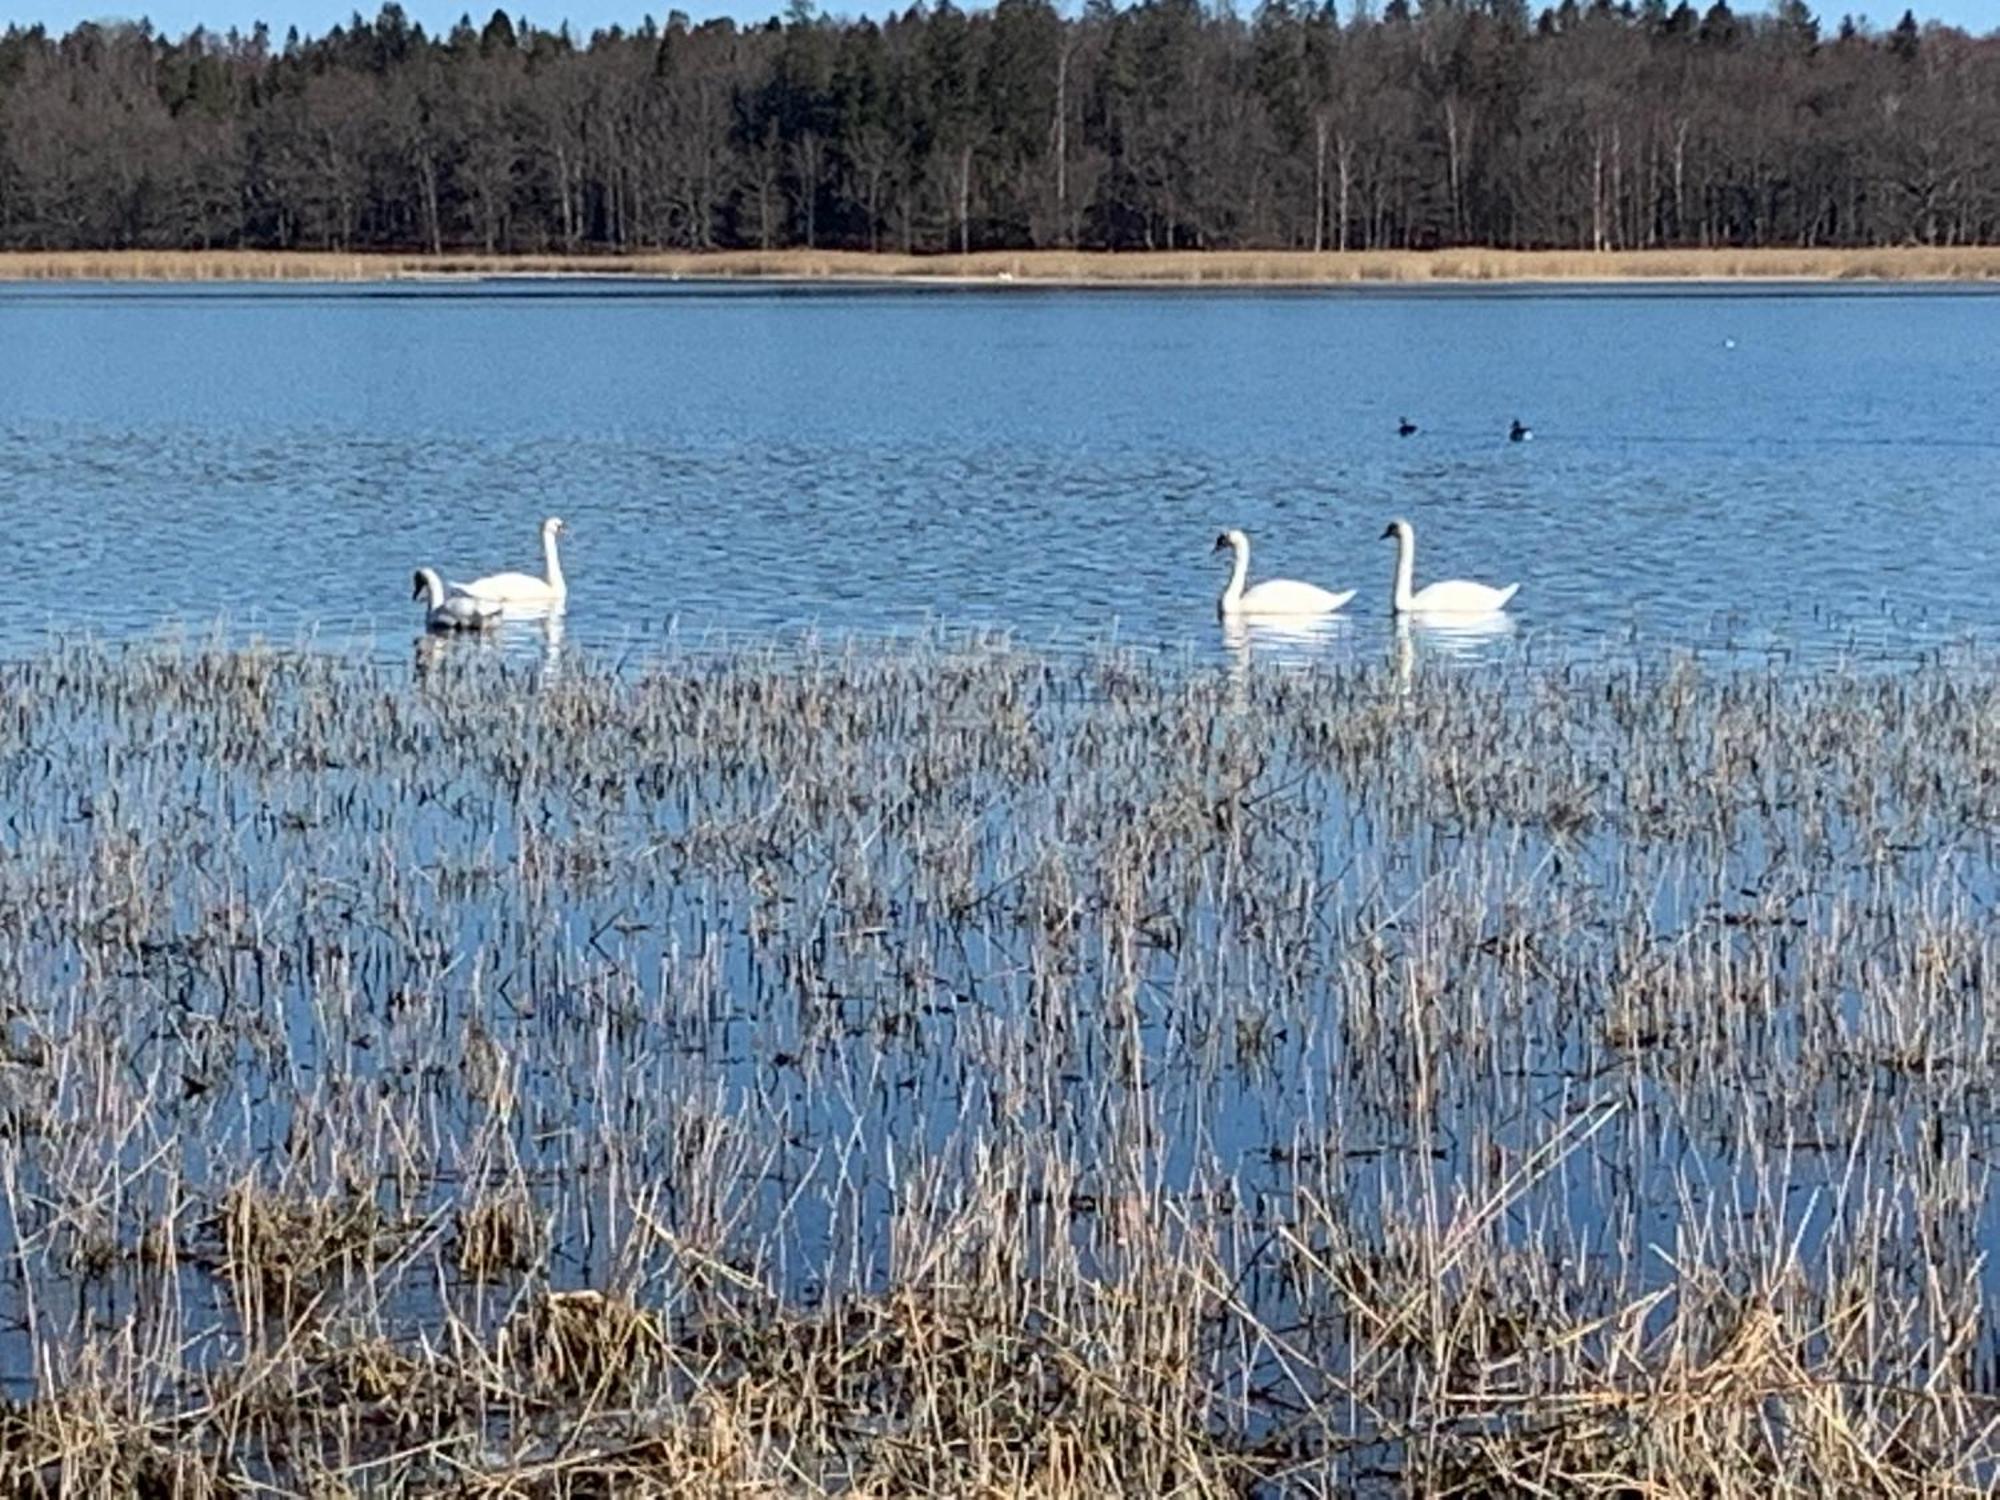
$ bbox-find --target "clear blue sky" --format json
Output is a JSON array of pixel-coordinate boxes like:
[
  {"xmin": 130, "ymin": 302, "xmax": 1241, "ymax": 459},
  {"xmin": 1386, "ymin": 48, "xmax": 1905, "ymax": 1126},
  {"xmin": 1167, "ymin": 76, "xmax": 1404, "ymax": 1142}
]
[{"xmin": 12, "ymin": 0, "xmax": 1997, "ymax": 43}]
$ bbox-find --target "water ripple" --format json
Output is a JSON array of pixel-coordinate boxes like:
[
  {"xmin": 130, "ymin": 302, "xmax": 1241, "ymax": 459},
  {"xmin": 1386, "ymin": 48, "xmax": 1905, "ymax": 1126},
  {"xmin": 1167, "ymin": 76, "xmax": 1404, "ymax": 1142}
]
[{"xmin": 1, "ymin": 282, "xmax": 1996, "ymax": 666}]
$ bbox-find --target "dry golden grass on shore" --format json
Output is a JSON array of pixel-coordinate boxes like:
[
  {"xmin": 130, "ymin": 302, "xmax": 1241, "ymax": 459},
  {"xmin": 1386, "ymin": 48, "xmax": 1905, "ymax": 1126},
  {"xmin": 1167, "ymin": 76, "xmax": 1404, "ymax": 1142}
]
[{"xmin": 8, "ymin": 244, "xmax": 2000, "ymax": 284}]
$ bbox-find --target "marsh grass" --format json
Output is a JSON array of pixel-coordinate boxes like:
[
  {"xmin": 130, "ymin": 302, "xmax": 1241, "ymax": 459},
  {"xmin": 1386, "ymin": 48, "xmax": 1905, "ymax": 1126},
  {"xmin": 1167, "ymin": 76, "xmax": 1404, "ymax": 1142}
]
[
  {"xmin": 9, "ymin": 245, "xmax": 2000, "ymax": 284},
  {"xmin": 0, "ymin": 632, "xmax": 1995, "ymax": 1494}
]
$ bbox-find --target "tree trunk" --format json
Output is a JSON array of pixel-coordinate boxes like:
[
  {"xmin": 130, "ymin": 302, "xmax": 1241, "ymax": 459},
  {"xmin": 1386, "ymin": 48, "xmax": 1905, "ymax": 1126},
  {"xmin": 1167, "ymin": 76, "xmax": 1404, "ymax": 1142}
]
[
  {"xmin": 556, "ymin": 143, "xmax": 576, "ymax": 248},
  {"xmin": 1443, "ymin": 95, "xmax": 1468, "ymax": 243},
  {"xmin": 958, "ymin": 143, "xmax": 972, "ymax": 254},
  {"xmin": 1053, "ymin": 43, "xmax": 1068, "ymax": 246},
  {"xmin": 1610, "ymin": 119, "xmax": 1623, "ymax": 250},
  {"xmin": 1591, "ymin": 132, "xmax": 1605, "ymax": 252},
  {"xmin": 1312, "ymin": 115, "xmax": 1327, "ymax": 254},
  {"xmin": 419, "ymin": 146, "xmax": 442, "ymax": 254},
  {"xmin": 1336, "ymin": 133, "xmax": 1353, "ymax": 252},
  {"xmin": 1671, "ymin": 118, "xmax": 1688, "ymax": 245}
]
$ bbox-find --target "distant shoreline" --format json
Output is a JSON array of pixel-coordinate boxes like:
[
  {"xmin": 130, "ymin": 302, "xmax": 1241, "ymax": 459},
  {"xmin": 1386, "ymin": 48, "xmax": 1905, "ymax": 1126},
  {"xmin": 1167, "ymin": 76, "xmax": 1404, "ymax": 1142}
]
[{"xmin": 7, "ymin": 246, "xmax": 2000, "ymax": 287}]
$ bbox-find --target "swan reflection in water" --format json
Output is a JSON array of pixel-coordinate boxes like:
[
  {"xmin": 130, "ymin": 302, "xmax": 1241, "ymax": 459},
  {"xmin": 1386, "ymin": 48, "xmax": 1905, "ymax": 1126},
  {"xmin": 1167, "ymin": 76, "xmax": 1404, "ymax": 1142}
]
[
  {"xmin": 1222, "ymin": 611, "xmax": 1516, "ymax": 669},
  {"xmin": 414, "ymin": 608, "xmax": 567, "ymax": 682},
  {"xmin": 1390, "ymin": 611, "xmax": 1519, "ymax": 688},
  {"xmin": 1221, "ymin": 612, "xmax": 1354, "ymax": 685},
  {"xmin": 534, "ymin": 609, "xmax": 567, "ymax": 682}
]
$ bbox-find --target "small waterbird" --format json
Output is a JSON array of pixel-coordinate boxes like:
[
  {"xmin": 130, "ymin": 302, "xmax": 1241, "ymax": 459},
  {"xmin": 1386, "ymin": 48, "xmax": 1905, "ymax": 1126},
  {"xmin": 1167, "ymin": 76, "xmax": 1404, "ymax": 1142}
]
[
  {"xmin": 1509, "ymin": 418, "xmax": 1532, "ymax": 442},
  {"xmin": 1398, "ymin": 417, "xmax": 1418, "ymax": 437}
]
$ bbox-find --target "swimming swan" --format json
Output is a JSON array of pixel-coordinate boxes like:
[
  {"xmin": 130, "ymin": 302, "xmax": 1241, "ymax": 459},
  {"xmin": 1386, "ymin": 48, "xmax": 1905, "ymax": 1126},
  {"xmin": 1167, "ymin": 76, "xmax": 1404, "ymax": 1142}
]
[
  {"xmin": 1380, "ymin": 518, "xmax": 1519, "ymax": 615},
  {"xmin": 1215, "ymin": 530, "xmax": 1356, "ymax": 618},
  {"xmin": 456, "ymin": 516, "xmax": 567, "ymax": 607},
  {"xmin": 413, "ymin": 567, "xmax": 502, "ymax": 631}
]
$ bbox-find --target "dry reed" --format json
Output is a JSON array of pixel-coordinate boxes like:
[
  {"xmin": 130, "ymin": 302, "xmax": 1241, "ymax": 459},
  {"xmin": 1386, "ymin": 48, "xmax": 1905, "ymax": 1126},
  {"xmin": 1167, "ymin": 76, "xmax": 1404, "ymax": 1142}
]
[
  {"xmin": 0, "ymin": 632, "xmax": 1992, "ymax": 1495},
  {"xmin": 8, "ymin": 245, "xmax": 2000, "ymax": 285}
]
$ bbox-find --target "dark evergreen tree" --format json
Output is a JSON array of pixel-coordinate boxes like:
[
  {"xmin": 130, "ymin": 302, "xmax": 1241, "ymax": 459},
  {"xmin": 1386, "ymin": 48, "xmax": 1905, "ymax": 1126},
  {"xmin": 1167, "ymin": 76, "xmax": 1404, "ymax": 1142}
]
[{"xmin": 1, "ymin": 0, "xmax": 1996, "ymax": 254}]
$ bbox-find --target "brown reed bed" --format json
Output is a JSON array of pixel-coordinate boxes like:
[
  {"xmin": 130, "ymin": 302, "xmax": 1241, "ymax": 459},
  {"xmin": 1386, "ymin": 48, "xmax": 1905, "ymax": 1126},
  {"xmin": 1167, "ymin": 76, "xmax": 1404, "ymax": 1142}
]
[
  {"xmin": 8, "ymin": 244, "xmax": 2000, "ymax": 286},
  {"xmin": 0, "ymin": 632, "xmax": 1995, "ymax": 1495}
]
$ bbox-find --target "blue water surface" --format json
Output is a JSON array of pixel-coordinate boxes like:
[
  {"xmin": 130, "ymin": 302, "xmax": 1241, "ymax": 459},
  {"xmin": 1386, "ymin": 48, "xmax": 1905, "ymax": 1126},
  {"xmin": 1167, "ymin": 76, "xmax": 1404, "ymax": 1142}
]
[{"xmin": 3, "ymin": 278, "xmax": 1996, "ymax": 665}]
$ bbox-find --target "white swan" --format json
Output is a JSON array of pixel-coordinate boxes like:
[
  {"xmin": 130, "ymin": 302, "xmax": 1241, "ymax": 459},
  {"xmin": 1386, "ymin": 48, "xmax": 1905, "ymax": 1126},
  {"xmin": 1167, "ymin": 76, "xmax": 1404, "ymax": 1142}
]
[
  {"xmin": 455, "ymin": 516, "xmax": 567, "ymax": 607},
  {"xmin": 412, "ymin": 567, "xmax": 502, "ymax": 631},
  {"xmin": 1380, "ymin": 518, "xmax": 1519, "ymax": 615},
  {"xmin": 1214, "ymin": 529, "xmax": 1355, "ymax": 618}
]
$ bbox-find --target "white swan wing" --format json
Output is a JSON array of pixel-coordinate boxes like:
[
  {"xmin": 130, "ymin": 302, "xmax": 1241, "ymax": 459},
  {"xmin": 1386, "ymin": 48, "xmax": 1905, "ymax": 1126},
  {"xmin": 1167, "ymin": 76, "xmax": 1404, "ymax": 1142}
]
[
  {"xmin": 1232, "ymin": 579, "xmax": 1356, "ymax": 616},
  {"xmin": 1407, "ymin": 579, "xmax": 1519, "ymax": 614},
  {"xmin": 457, "ymin": 569, "xmax": 562, "ymax": 604}
]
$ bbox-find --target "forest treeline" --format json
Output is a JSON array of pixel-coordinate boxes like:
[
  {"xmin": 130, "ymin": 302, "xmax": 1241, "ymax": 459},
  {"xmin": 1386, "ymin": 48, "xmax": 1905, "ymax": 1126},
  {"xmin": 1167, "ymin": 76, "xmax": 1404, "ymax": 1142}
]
[{"xmin": 1, "ymin": 0, "xmax": 1996, "ymax": 256}]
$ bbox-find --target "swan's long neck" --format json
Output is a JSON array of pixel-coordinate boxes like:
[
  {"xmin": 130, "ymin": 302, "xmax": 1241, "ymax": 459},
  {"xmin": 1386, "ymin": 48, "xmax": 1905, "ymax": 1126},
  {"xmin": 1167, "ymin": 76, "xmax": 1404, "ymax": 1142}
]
[
  {"xmin": 1392, "ymin": 530, "xmax": 1416, "ymax": 613},
  {"xmin": 419, "ymin": 570, "xmax": 445, "ymax": 609},
  {"xmin": 543, "ymin": 527, "xmax": 565, "ymax": 593},
  {"xmin": 1220, "ymin": 537, "xmax": 1249, "ymax": 613}
]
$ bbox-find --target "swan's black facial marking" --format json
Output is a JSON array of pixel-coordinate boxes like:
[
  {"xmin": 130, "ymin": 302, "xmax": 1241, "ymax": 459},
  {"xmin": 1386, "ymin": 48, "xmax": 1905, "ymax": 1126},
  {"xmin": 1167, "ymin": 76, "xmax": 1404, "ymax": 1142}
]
[
  {"xmin": 1214, "ymin": 533, "xmax": 1231, "ymax": 552},
  {"xmin": 1379, "ymin": 524, "xmax": 1397, "ymax": 540}
]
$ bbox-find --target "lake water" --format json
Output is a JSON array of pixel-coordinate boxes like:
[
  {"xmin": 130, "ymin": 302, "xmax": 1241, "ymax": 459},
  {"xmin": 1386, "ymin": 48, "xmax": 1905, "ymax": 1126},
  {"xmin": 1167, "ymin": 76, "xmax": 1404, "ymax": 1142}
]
[
  {"xmin": 3, "ymin": 279, "xmax": 1998, "ymax": 666},
  {"xmin": 4, "ymin": 282, "xmax": 1999, "ymax": 1484}
]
